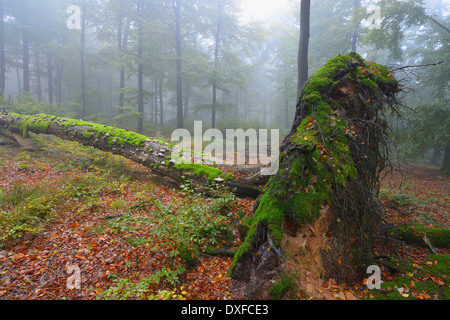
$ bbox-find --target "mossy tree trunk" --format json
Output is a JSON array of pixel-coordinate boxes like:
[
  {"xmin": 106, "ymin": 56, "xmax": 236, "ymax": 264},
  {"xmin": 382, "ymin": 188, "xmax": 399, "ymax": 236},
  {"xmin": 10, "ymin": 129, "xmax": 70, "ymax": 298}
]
[
  {"xmin": 0, "ymin": 113, "xmax": 266, "ymax": 198},
  {"xmin": 230, "ymin": 53, "xmax": 401, "ymax": 299}
]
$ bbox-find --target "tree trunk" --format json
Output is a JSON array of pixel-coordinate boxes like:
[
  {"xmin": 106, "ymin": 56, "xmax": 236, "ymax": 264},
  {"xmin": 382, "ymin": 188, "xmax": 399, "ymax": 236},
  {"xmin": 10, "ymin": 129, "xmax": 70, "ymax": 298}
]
[
  {"xmin": 16, "ymin": 68, "xmax": 21, "ymax": 93},
  {"xmin": 56, "ymin": 61, "xmax": 63, "ymax": 103},
  {"xmin": 137, "ymin": 0, "xmax": 144, "ymax": 133},
  {"xmin": 47, "ymin": 51, "xmax": 53, "ymax": 104},
  {"xmin": 212, "ymin": 0, "xmax": 222, "ymax": 129},
  {"xmin": 230, "ymin": 53, "xmax": 401, "ymax": 300},
  {"xmin": 297, "ymin": 0, "xmax": 310, "ymax": 99},
  {"xmin": 35, "ymin": 46, "xmax": 42, "ymax": 100},
  {"xmin": 118, "ymin": 15, "xmax": 130, "ymax": 119},
  {"xmin": 352, "ymin": 0, "xmax": 361, "ymax": 52},
  {"xmin": 184, "ymin": 81, "xmax": 190, "ymax": 120},
  {"xmin": 22, "ymin": 0, "xmax": 30, "ymax": 93},
  {"xmin": 117, "ymin": 11, "xmax": 124, "ymax": 116},
  {"xmin": 442, "ymin": 140, "xmax": 450, "ymax": 172},
  {"xmin": 159, "ymin": 78, "xmax": 164, "ymax": 125},
  {"xmin": 173, "ymin": 0, "xmax": 184, "ymax": 129},
  {"xmin": 80, "ymin": 2, "xmax": 86, "ymax": 118},
  {"xmin": 0, "ymin": 113, "xmax": 266, "ymax": 198},
  {"xmin": 154, "ymin": 79, "xmax": 158, "ymax": 125},
  {"xmin": 0, "ymin": 0, "xmax": 5, "ymax": 95}
]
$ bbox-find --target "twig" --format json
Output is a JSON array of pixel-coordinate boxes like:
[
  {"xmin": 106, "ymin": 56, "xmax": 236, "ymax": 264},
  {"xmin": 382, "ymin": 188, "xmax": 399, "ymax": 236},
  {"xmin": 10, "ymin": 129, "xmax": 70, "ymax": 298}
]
[{"xmin": 390, "ymin": 61, "xmax": 443, "ymax": 72}]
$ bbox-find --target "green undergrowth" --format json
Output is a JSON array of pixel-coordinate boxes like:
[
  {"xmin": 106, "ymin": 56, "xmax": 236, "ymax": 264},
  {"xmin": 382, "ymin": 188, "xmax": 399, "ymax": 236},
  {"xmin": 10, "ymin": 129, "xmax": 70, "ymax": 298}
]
[
  {"xmin": 96, "ymin": 181, "xmax": 240, "ymax": 299},
  {"xmin": 270, "ymin": 274, "xmax": 296, "ymax": 300},
  {"xmin": 0, "ymin": 171, "xmax": 125, "ymax": 246},
  {"xmin": 366, "ymin": 254, "xmax": 450, "ymax": 300},
  {"xmin": 230, "ymin": 52, "xmax": 398, "ymax": 275},
  {"xmin": 391, "ymin": 223, "xmax": 450, "ymax": 248}
]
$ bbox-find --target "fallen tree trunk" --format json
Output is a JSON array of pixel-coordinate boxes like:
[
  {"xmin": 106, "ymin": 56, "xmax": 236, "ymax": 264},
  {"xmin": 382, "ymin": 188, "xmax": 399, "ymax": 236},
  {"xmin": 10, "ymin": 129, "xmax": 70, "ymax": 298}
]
[
  {"xmin": 0, "ymin": 113, "xmax": 266, "ymax": 198},
  {"xmin": 229, "ymin": 53, "xmax": 402, "ymax": 299}
]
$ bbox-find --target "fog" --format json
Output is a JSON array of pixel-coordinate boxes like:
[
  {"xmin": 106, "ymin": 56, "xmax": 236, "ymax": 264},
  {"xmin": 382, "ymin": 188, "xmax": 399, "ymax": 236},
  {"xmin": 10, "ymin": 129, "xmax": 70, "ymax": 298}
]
[{"xmin": 0, "ymin": 0, "xmax": 448, "ymax": 168}]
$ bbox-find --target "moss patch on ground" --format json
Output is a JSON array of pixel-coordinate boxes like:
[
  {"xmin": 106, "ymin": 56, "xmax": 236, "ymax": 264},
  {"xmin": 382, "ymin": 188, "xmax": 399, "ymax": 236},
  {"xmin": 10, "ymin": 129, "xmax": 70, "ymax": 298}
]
[
  {"xmin": 173, "ymin": 163, "xmax": 226, "ymax": 182},
  {"xmin": 366, "ymin": 254, "xmax": 450, "ymax": 300},
  {"xmin": 391, "ymin": 223, "xmax": 450, "ymax": 248}
]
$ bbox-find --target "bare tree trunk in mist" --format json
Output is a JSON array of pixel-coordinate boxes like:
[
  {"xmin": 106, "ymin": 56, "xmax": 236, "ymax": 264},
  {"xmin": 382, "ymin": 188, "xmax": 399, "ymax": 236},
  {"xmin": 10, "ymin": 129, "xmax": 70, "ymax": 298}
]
[
  {"xmin": 22, "ymin": 0, "xmax": 30, "ymax": 93},
  {"xmin": 0, "ymin": 0, "xmax": 5, "ymax": 95},
  {"xmin": 80, "ymin": 2, "xmax": 86, "ymax": 118},
  {"xmin": 137, "ymin": 0, "xmax": 144, "ymax": 133},
  {"xmin": 173, "ymin": 0, "xmax": 184, "ymax": 129},
  {"xmin": 47, "ymin": 51, "xmax": 53, "ymax": 104},
  {"xmin": 352, "ymin": 0, "xmax": 361, "ymax": 52},
  {"xmin": 297, "ymin": 0, "xmax": 310, "ymax": 100},
  {"xmin": 212, "ymin": 0, "xmax": 222, "ymax": 129}
]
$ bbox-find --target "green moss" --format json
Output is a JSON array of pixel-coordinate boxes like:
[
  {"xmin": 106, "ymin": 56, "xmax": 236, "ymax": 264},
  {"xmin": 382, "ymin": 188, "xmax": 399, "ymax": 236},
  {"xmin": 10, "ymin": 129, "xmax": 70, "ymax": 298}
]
[
  {"xmin": 9, "ymin": 113, "xmax": 151, "ymax": 148},
  {"xmin": 82, "ymin": 131, "xmax": 94, "ymax": 139},
  {"xmin": 230, "ymin": 53, "xmax": 396, "ymax": 275},
  {"xmin": 366, "ymin": 255, "xmax": 450, "ymax": 300},
  {"xmin": 9, "ymin": 113, "xmax": 52, "ymax": 137},
  {"xmin": 290, "ymin": 191, "xmax": 328, "ymax": 224},
  {"xmin": 173, "ymin": 163, "xmax": 225, "ymax": 182},
  {"xmin": 270, "ymin": 275, "xmax": 295, "ymax": 300},
  {"xmin": 391, "ymin": 223, "xmax": 450, "ymax": 248}
]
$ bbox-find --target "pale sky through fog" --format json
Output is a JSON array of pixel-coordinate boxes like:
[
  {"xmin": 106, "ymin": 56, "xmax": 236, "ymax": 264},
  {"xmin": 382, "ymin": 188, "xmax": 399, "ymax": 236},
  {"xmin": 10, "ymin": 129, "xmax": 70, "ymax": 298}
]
[{"xmin": 238, "ymin": 0, "xmax": 296, "ymax": 23}]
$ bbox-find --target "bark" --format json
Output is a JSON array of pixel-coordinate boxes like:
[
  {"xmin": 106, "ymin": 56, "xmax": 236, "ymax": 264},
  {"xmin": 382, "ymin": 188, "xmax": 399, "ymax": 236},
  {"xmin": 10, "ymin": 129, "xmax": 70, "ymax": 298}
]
[
  {"xmin": 173, "ymin": 0, "xmax": 184, "ymax": 128},
  {"xmin": 230, "ymin": 53, "xmax": 401, "ymax": 299},
  {"xmin": 297, "ymin": 0, "xmax": 310, "ymax": 99},
  {"xmin": 16, "ymin": 68, "xmax": 21, "ymax": 93},
  {"xmin": 47, "ymin": 51, "xmax": 53, "ymax": 104},
  {"xmin": 159, "ymin": 78, "xmax": 164, "ymax": 125},
  {"xmin": 22, "ymin": 0, "xmax": 30, "ymax": 93},
  {"xmin": 118, "ymin": 15, "xmax": 129, "ymax": 118},
  {"xmin": 426, "ymin": 14, "xmax": 450, "ymax": 34},
  {"xmin": 352, "ymin": 0, "xmax": 361, "ymax": 52},
  {"xmin": 0, "ymin": 113, "xmax": 267, "ymax": 198},
  {"xmin": 212, "ymin": 0, "xmax": 222, "ymax": 129},
  {"xmin": 137, "ymin": 0, "xmax": 144, "ymax": 133},
  {"xmin": 154, "ymin": 79, "xmax": 158, "ymax": 125},
  {"xmin": 80, "ymin": 3, "xmax": 86, "ymax": 118},
  {"xmin": 184, "ymin": 81, "xmax": 190, "ymax": 120},
  {"xmin": 0, "ymin": 0, "xmax": 5, "ymax": 95},
  {"xmin": 56, "ymin": 61, "xmax": 63, "ymax": 103},
  {"xmin": 442, "ymin": 140, "xmax": 450, "ymax": 172},
  {"xmin": 35, "ymin": 46, "xmax": 42, "ymax": 100}
]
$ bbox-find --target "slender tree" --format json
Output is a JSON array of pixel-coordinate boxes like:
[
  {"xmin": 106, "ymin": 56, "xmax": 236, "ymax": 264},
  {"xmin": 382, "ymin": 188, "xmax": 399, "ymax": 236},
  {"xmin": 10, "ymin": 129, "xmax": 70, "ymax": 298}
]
[
  {"xmin": 35, "ymin": 45, "xmax": 42, "ymax": 99},
  {"xmin": 137, "ymin": 0, "xmax": 144, "ymax": 133},
  {"xmin": 173, "ymin": 0, "xmax": 183, "ymax": 129},
  {"xmin": 211, "ymin": 0, "xmax": 222, "ymax": 129},
  {"xmin": 47, "ymin": 51, "xmax": 53, "ymax": 104},
  {"xmin": 0, "ymin": 0, "xmax": 5, "ymax": 95},
  {"xmin": 352, "ymin": 0, "xmax": 361, "ymax": 52},
  {"xmin": 80, "ymin": 2, "xmax": 86, "ymax": 118},
  {"xmin": 159, "ymin": 78, "xmax": 163, "ymax": 125},
  {"xmin": 117, "ymin": 4, "xmax": 130, "ymax": 118},
  {"xmin": 22, "ymin": 0, "xmax": 30, "ymax": 93},
  {"xmin": 297, "ymin": 0, "xmax": 310, "ymax": 99}
]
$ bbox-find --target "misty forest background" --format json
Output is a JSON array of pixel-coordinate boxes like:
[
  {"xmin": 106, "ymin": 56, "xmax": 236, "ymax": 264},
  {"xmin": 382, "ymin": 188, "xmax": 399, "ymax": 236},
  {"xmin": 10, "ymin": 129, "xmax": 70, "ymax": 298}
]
[{"xmin": 0, "ymin": 0, "xmax": 448, "ymax": 170}]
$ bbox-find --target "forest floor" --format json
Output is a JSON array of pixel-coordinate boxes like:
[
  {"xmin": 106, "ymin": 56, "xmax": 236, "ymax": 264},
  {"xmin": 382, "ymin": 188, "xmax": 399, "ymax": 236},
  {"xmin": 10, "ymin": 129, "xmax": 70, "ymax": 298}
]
[{"xmin": 0, "ymin": 134, "xmax": 448, "ymax": 300}]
